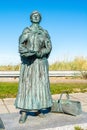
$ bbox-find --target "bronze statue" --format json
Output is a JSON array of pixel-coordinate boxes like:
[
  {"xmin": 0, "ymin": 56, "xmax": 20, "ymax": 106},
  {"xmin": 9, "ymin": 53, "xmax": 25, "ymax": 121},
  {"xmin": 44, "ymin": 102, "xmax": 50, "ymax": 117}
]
[{"xmin": 15, "ymin": 11, "xmax": 53, "ymax": 123}]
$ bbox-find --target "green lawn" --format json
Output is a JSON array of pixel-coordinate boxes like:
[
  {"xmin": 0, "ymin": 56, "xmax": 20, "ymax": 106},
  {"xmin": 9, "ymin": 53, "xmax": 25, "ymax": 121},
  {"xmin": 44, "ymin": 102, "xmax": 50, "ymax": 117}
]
[
  {"xmin": 0, "ymin": 82, "xmax": 87, "ymax": 98},
  {"xmin": 0, "ymin": 82, "xmax": 18, "ymax": 98},
  {"xmin": 50, "ymin": 83, "xmax": 87, "ymax": 94}
]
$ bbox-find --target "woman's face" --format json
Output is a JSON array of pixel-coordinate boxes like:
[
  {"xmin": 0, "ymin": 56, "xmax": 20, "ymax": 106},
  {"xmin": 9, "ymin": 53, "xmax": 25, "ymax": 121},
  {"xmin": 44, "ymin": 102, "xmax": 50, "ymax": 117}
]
[{"xmin": 31, "ymin": 13, "xmax": 41, "ymax": 23}]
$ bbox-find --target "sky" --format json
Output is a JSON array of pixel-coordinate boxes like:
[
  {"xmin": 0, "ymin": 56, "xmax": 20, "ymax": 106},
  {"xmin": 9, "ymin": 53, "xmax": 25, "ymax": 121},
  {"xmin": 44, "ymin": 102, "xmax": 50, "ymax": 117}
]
[{"xmin": 0, "ymin": 0, "xmax": 87, "ymax": 65}]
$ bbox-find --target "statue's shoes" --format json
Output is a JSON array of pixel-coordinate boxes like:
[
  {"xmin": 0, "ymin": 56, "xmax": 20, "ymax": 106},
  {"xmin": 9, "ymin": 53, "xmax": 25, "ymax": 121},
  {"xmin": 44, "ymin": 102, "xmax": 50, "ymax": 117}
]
[{"xmin": 19, "ymin": 112, "xmax": 27, "ymax": 124}]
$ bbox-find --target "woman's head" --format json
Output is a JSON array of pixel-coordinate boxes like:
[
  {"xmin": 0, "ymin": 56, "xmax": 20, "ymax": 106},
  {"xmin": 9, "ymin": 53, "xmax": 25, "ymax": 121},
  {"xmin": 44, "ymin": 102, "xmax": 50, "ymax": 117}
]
[{"xmin": 30, "ymin": 11, "xmax": 42, "ymax": 23}]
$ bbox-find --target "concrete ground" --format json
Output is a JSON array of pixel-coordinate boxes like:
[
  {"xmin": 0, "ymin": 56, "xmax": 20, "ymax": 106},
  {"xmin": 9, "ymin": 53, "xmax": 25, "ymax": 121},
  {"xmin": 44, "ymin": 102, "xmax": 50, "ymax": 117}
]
[{"xmin": 0, "ymin": 93, "xmax": 87, "ymax": 130}]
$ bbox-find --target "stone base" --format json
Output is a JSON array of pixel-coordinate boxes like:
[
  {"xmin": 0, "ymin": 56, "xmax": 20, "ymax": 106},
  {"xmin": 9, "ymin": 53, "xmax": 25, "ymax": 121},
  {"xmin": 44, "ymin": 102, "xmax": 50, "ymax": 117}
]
[{"xmin": 0, "ymin": 112, "xmax": 87, "ymax": 130}]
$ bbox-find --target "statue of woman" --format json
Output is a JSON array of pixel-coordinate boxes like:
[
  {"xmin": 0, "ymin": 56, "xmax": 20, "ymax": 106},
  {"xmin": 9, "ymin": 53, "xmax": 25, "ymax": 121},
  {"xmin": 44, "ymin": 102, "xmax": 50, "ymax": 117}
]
[{"xmin": 15, "ymin": 11, "xmax": 53, "ymax": 123}]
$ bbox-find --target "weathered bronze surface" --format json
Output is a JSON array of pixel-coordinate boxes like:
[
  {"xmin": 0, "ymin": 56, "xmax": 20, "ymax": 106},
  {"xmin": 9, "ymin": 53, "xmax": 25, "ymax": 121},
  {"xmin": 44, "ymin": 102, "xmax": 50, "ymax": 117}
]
[
  {"xmin": 0, "ymin": 118, "xmax": 5, "ymax": 130},
  {"xmin": 15, "ymin": 11, "xmax": 53, "ymax": 123}
]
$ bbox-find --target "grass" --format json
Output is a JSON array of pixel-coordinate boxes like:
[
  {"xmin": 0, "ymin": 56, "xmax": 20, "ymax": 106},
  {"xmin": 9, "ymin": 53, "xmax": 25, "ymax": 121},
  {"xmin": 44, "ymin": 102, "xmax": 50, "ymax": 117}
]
[
  {"xmin": 49, "ymin": 56, "xmax": 87, "ymax": 71},
  {"xmin": 0, "ymin": 57, "xmax": 87, "ymax": 71},
  {"xmin": 74, "ymin": 126, "xmax": 85, "ymax": 130},
  {"xmin": 50, "ymin": 83, "xmax": 87, "ymax": 94},
  {"xmin": 0, "ymin": 82, "xmax": 87, "ymax": 98},
  {"xmin": 0, "ymin": 82, "xmax": 18, "ymax": 98}
]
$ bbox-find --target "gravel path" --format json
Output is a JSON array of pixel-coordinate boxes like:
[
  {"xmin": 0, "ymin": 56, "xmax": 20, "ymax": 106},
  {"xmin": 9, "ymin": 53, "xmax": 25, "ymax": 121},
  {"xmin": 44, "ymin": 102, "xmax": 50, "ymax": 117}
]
[{"xmin": 0, "ymin": 77, "xmax": 87, "ymax": 83}]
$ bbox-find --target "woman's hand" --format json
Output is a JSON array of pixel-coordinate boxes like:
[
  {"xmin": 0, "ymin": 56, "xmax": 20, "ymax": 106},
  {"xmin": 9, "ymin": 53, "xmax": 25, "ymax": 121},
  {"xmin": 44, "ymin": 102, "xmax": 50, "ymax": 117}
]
[{"xmin": 36, "ymin": 51, "xmax": 42, "ymax": 58}]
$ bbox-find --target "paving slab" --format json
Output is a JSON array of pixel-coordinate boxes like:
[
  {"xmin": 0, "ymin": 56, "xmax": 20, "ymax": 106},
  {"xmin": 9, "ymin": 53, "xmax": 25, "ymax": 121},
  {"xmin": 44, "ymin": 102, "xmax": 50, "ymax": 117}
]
[
  {"xmin": 0, "ymin": 106, "xmax": 8, "ymax": 114},
  {"xmin": 3, "ymin": 98, "xmax": 15, "ymax": 105},
  {"xmin": 0, "ymin": 100, "xmax": 3, "ymax": 105},
  {"xmin": 5, "ymin": 105, "xmax": 19, "ymax": 113},
  {"xmin": 0, "ymin": 112, "xmax": 87, "ymax": 130},
  {"xmin": 0, "ymin": 93, "xmax": 87, "ymax": 129}
]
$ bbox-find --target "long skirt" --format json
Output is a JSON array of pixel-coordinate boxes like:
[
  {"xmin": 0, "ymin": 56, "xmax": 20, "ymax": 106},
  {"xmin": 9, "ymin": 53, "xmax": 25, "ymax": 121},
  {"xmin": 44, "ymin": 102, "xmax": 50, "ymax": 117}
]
[{"xmin": 15, "ymin": 57, "xmax": 53, "ymax": 110}]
